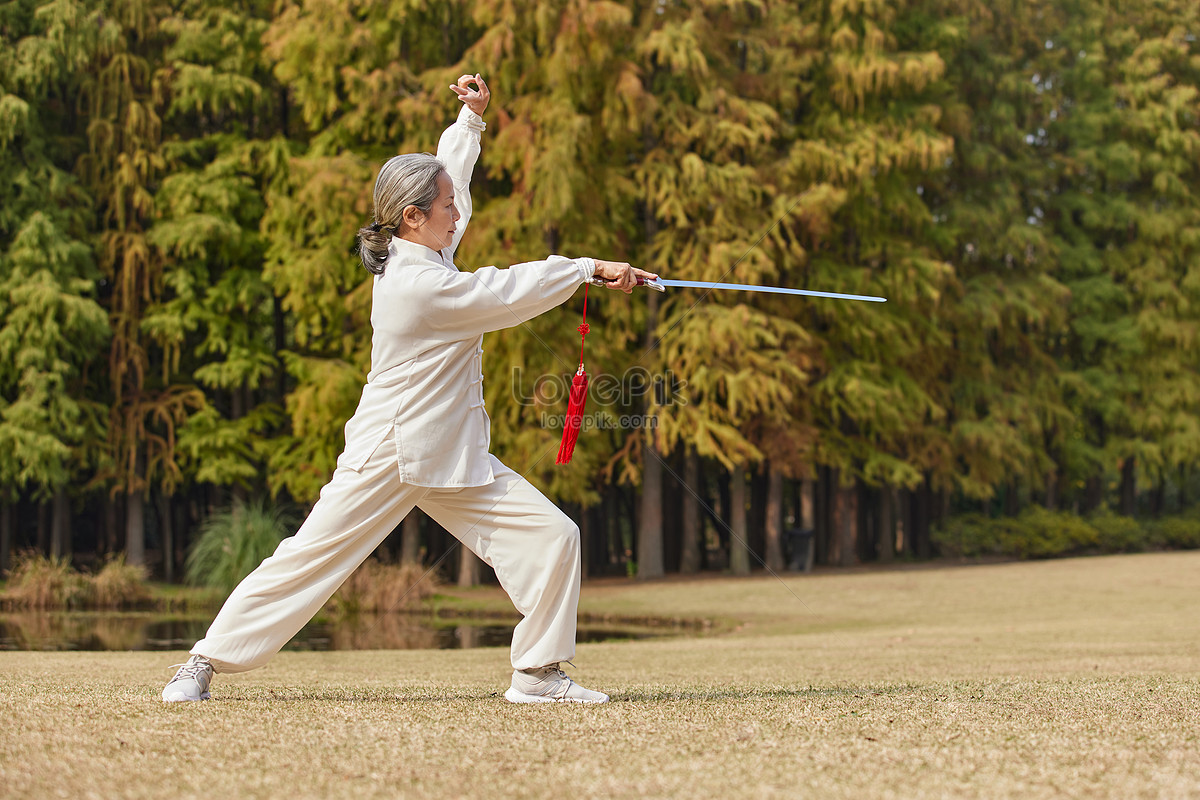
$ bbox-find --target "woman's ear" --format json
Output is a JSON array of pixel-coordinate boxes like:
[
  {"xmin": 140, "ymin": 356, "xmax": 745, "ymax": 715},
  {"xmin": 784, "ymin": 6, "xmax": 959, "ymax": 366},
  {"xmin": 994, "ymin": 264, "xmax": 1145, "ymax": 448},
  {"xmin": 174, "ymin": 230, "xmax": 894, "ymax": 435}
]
[{"xmin": 401, "ymin": 204, "xmax": 426, "ymax": 229}]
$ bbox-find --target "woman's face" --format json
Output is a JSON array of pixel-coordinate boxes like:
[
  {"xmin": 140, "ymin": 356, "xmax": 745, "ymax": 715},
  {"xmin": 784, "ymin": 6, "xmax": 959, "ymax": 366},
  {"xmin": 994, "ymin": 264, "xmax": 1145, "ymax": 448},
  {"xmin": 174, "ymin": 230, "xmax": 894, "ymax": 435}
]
[{"xmin": 401, "ymin": 171, "xmax": 459, "ymax": 252}]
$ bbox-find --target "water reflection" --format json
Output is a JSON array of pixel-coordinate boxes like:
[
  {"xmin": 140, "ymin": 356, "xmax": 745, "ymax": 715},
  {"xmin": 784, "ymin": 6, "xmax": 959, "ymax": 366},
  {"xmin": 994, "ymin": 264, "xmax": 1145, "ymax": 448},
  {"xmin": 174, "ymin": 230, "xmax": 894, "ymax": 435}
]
[{"xmin": 0, "ymin": 612, "xmax": 673, "ymax": 652}]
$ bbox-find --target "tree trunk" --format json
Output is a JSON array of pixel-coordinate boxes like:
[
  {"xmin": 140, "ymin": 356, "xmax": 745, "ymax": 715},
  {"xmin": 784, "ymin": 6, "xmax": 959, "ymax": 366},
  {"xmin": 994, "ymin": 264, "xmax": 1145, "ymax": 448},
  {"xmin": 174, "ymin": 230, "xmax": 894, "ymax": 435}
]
[
  {"xmin": 0, "ymin": 501, "xmax": 12, "ymax": 576},
  {"xmin": 457, "ymin": 545, "xmax": 481, "ymax": 587},
  {"xmin": 104, "ymin": 493, "xmax": 118, "ymax": 555},
  {"xmin": 587, "ymin": 502, "xmax": 607, "ymax": 577},
  {"xmin": 621, "ymin": 485, "xmax": 638, "ymax": 576},
  {"xmin": 1149, "ymin": 482, "xmax": 1165, "ymax": 518},
  {"xmin": 1044, "ymin": 469, "xmax": 1058, "ymax": 511},
  {"xmin": 174, "ymin": 495, "xmax": 190, "ymax": 579},
  {"xmin": 833, "ymin": 484, "xmax": 858, "ymax": 567},
  {"xmin": 827, "ymin": 474, "xmax": 841, "ymax": 566},
  {"xmin": 1082, "ymin": 475, "xmax": 1103, "ymax": 514},
  {"xmin": 814, "ymin": 467, "xmax": 831, "ymax": 565},
  {"xmin": 51, "ymin": 488, "xmax": 70, "ymax": 559},
  {"xmin": 126, "ymin": 490, "xmax": 145, "ymax": 566},
  {"xmin": 729, "ymin": 467, "xmax": 750, "ymax": 575},
  {"xmin": 800, "ymin": 479, "xmax": 814, "ymax": 530},
  {"xmin": 400, "ymin": 510, "xmax": 421, "ymax": 564},
  {"xmin": 912, "ymin": 479, "xmax": 932, "ymax": 559},
  {"xmin": 637, "ymin": 287, "xmax": 665, "ymax": 580},
  {"xmin": 37, "ymin": 501, "xmax": 49, "ymax": 554},
  {"xmin": 897, "ymin": 489, "xmax": 911, "ymax": 557},
  {"xmin": 764, "ymin": 467, "xmax": 785, "ymax": 572},
  {"xmin": 857, "ymin": 483, "xmax": 874, "ymax": 562},
  {"xmin": 679, "ymin": 449, "xmax": 702, "ymax": 573},
  {"xmin": 878, "ymin": 486, "xmax": 895, "ymax": 564},
  {"xmin": 1004, "ymin": 480, "xmax": 1020, "ymax": 517},
  {"xmin": 158, "ymin": 493, "xmax": 174, "ymax": 582},
  {"xmin": 750, "ymin": 469, "xmax": 768, "ymax": 560},
  {"xmin": 636, "ymin": 187, "xmax": 664, "ymax": 579},
  {"xmin": 663, "ymin": 458, "xmax": 682, "ymax": 574},
  {"xmin": 605, "ymin": 486, "xmax": 619, "ymax": 570},
  {"xmin": 637, "ymin": 443, "xmax": 665, "ymax": 579},
  {"xmin": 715, "ymin": 468, "xmax": 730, "ymax": 566},
  {"xmin": 1120, "ymin": 457, "xmax": 1137, "ymax": 516}
]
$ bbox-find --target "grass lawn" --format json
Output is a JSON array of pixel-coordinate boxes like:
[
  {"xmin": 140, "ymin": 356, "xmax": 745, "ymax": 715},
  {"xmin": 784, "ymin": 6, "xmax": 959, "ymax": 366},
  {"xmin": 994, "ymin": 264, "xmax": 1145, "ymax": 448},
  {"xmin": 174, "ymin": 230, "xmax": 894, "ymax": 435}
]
[{"xmin": 3, "ymin": 551, "xmax": 1198, "ymax": 799}]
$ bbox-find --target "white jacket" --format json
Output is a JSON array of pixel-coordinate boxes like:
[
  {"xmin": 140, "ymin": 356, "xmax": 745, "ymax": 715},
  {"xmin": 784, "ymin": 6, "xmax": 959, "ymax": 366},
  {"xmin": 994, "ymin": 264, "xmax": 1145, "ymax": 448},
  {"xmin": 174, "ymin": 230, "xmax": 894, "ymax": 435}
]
[{"xmin": 336, "ymin": 106, "xmax": 596, "ymax": 486}]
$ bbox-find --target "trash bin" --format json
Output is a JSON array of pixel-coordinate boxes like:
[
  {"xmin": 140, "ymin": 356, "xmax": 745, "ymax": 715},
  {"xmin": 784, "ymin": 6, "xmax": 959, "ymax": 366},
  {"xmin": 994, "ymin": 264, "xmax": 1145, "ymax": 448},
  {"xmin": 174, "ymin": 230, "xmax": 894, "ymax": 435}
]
[{"xmin": 785, "ymin": 528, "xmax": 815, "ymax": 572}]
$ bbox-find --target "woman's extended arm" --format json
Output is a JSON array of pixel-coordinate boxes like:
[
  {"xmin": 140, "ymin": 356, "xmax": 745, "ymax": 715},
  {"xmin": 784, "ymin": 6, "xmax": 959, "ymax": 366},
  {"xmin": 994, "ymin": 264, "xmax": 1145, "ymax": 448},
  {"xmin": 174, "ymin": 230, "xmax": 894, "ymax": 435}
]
[
  {"xmin": 438, "ymin": 74, "xmax": 491, "ymax": 257},
  {"xmin": 376, "ymin": 258, "xmax": 656, "ymax": 342}
]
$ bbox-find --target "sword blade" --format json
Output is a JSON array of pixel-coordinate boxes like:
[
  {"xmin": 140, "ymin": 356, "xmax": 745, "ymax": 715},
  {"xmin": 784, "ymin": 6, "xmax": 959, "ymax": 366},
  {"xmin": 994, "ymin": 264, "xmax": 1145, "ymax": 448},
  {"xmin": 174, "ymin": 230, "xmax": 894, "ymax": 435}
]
[{"xmin": 646, "ymin": 277, "xmax": 886, "ymax": 303}]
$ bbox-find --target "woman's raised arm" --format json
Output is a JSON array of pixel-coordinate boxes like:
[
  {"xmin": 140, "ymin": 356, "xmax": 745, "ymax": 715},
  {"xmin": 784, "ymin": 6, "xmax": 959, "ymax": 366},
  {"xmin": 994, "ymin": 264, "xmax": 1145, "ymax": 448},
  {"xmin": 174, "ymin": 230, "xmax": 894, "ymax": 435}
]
[{"xmin": 438, "ymin": 74, "xmax": 491, "ymax": 257}]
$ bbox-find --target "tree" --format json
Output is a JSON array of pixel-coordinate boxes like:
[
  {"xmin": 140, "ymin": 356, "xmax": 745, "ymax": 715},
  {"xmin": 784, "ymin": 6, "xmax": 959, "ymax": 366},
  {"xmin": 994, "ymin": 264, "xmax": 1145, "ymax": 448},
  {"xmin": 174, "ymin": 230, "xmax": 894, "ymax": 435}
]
[
  {"xmin": 80, "ymin": 0, "xmax": 206, "ymax": 566},
  {"xmin": 0, "ymin": 0, "xmax": 110, "ymax": 559},
  {"xmin": 149, "ymin": 2, "xmax": 287, "ymax": 502}
]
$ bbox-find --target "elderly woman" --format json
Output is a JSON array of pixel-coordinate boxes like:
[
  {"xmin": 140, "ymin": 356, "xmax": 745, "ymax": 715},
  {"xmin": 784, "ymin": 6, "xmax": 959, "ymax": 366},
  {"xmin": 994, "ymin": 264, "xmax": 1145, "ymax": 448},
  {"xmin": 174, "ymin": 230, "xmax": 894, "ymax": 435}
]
[{"xmin": 163, "ymin": 73, "xmax": 655, "ymax": 704}]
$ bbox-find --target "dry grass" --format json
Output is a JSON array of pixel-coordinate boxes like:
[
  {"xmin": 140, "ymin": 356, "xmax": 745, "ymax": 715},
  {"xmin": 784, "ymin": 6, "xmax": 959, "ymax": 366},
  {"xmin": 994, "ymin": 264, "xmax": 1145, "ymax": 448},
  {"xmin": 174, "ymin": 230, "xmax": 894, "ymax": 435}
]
[
  {"xmin": 328, "ymin": 560, "xmax": 438, "ymax": 614},
  {"xmin": 1, "ymin": 552, "xmax": 153, "ymax": 611},
  {"xmin": 2, "ymin": 551, "xmax": 1198, "ymax": 799},
  {"xmin": 1, "ymin": 552, "xmax": 88, "ymax": 610},
  {"xmin": 90, "ymin": 556, "xmax": 152, "ymax": 609}
]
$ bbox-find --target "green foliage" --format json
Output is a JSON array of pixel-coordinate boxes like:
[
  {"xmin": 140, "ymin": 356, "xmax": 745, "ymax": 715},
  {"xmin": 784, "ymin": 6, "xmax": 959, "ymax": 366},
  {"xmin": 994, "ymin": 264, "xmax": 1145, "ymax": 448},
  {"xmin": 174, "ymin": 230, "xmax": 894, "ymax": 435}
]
[
  {"xmin": 3, "ymin": 0, "xmax": 1200, "ymax": 573},
  {"xmin": 1089, "ymin": 511, "xmax": 1151, "ymax": 553},
  {"xmin": 185, "ymin": 501, "xmax": 291, "ymax": 596},
  {"xmin": 0, "ymin": 1, "xmax": 110, "ymax": 501},
  {"xmin": 934, "ymin": 509, "xmax": 1095, "ymax": 560},
  {"xmin": 935, "ymin": 507, "xmax": 1200, "ymax": 560},
  {"xmin": 1146, "ymin": 517, "xmax": 1200, "ymax": 551}
]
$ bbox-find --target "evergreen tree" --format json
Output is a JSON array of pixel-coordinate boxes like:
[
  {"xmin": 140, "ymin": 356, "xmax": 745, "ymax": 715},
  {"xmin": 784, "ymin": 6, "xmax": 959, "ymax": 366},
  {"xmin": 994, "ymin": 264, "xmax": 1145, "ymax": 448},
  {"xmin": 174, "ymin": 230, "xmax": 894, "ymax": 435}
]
[
  {"xmin": 148, "ymin": 0, "xmax": 286, "ymax": 497},
  {"xmin": 1039, "ymin": 0, "xmax": 1200, "ymax": 515},
  {"xmin": 0, "ymin": 0, "xmax": 110, "ymax": 557},
  {"xmin": 923, "ymin": 0, "xmax": 1072, "ymax": 508},
  {"xmin": 80, "ymin": 0, "xmax": 203, "ymax": 565},
  {"xmin": 772, "ymin": 0, "xmax": 956, "ymax": 558}
]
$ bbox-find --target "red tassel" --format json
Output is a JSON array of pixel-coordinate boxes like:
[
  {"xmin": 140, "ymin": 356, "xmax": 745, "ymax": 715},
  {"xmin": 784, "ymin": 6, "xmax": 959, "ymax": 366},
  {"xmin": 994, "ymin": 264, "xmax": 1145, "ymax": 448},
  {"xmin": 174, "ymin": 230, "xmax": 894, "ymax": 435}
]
[
  {"xmin": 557, "ymin": 284, "xmax": 592, "ymax": 465},
  {"xmin": 556, "ymin": 367, "xmax": 589, "ymax": 464}
]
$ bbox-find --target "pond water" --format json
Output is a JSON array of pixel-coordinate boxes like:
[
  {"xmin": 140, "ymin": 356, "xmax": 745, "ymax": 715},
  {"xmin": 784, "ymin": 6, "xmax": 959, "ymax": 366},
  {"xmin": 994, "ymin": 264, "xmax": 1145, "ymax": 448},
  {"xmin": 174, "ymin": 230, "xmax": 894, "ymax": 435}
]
[{"xmin": 0, "ymin": 612, "xmax": 680, "ymax": 653}]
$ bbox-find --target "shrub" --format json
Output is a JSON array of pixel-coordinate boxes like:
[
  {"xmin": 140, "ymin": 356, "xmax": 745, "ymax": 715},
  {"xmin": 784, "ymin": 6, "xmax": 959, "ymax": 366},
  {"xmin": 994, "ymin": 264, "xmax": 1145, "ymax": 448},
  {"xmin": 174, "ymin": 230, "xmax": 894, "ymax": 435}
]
[
  {"xmin": 1, "ymin": 552, "xmax": 89, "ymax": 610},
  {"xmin": 186, "ymin": 501, "xmax": 292, "ymax": 597},
  {"xmin": 936, "ymin": 507, "xmax": 1200, "ymax": 561},
  {"xmin": 1016, "ymin": 506, "xmax": 1098, "ymax": 558},
  {"xmin": 90, "ymin": 555, "xmax": 151, "ymax": 609},
  {"xmin": 1148, "ymin": 517, "xmax": 1200, "ymax": 550},
  {"xmin": 932, "ymin": 513, "xmax": 1000, "ymax": 559},
  {"xmin": 1090, "ymin": 512, "xmax": 1150, "ymax": 553},
  {"xmin": 934, "ymin": 509, "xmax": 1098, "ymax": 560},
  {"xmin": 328, "ymin": 560, "xmax": 437, "ymax": 614}
]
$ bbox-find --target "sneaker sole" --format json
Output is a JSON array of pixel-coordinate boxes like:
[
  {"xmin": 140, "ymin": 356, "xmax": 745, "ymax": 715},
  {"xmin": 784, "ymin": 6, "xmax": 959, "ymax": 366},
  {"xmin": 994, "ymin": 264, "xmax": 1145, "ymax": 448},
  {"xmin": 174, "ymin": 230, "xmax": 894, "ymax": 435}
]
[
  {"xmin": 162, "ymin": 691, "xmax": 211, "ymax": 702},
  {"xmin": 504, "ymin": 687, "xmax": 608, "ymax": 704}
]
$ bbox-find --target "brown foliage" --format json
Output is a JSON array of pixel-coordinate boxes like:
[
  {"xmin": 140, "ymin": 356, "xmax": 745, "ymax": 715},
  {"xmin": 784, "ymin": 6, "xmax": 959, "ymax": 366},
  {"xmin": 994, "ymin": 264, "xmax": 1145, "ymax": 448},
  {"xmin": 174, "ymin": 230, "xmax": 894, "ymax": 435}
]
[{"xmin": 328, "ymin": 560, "xmax": 438, "ymax": 614}]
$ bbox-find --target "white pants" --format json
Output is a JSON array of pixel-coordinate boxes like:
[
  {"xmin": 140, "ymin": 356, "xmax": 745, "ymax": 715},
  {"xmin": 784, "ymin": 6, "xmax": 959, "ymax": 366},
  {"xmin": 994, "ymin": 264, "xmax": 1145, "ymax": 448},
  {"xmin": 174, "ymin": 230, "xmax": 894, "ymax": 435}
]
[{"xmin": 191, "ymin": 433, "xmax": 580, "ymax": 673}]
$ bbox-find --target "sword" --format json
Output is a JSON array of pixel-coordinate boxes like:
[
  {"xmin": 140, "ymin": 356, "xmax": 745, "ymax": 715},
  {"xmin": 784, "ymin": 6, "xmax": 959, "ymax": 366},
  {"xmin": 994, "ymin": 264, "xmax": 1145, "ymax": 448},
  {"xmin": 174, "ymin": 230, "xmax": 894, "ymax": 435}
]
[{"xmin": 592, "ymin": 276, "xmax": 886, "ymax": 303}]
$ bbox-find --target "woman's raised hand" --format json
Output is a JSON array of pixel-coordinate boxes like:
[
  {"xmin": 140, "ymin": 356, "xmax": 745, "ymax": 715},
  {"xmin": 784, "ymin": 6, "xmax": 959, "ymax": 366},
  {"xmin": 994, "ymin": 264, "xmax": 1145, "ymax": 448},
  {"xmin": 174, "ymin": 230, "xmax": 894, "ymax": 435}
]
[
  {"xmin": 593, "ymin": 260, "xmax": 659, "ymax": 294},
  {"xmin": 450, "ymin": 73, "xmax": 490, "ymax": 116}
]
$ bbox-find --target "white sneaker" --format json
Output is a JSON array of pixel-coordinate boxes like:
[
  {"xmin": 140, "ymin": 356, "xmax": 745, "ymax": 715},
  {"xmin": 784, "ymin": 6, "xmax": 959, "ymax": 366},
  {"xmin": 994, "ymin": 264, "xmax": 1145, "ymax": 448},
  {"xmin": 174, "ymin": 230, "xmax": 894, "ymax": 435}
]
[
  {"xmin": 162, "ymin": 654, "xmax": 214, "ymax": 702},
  {"xmin": 504, "ymin": 663, "xmax": 609, "ymax": 704}
]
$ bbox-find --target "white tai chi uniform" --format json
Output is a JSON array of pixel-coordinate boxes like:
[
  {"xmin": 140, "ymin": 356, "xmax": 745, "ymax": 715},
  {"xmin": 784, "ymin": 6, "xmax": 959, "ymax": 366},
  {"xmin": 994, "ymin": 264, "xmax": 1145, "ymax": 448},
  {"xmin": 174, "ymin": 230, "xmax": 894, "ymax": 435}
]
[{"xmin": 191, "ymin": 106, "xmax": 597, "ymax": 674}]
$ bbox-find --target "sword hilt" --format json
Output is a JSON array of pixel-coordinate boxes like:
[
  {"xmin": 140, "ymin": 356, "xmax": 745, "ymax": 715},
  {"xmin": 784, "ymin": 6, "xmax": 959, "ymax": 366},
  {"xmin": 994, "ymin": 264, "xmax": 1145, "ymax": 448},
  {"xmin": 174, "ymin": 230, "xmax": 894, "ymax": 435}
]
[{"xmin": 589, "ymin": 276, "xmax": 666, "ymax": 291}]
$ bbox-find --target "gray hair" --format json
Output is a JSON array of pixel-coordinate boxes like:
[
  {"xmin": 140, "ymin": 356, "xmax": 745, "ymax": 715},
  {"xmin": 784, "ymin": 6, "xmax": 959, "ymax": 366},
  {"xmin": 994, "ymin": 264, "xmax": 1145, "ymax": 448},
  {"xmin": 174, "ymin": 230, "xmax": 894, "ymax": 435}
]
[{"xmin": 357, "ymin": 153, "xmax": 446, "ymax": 275}]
